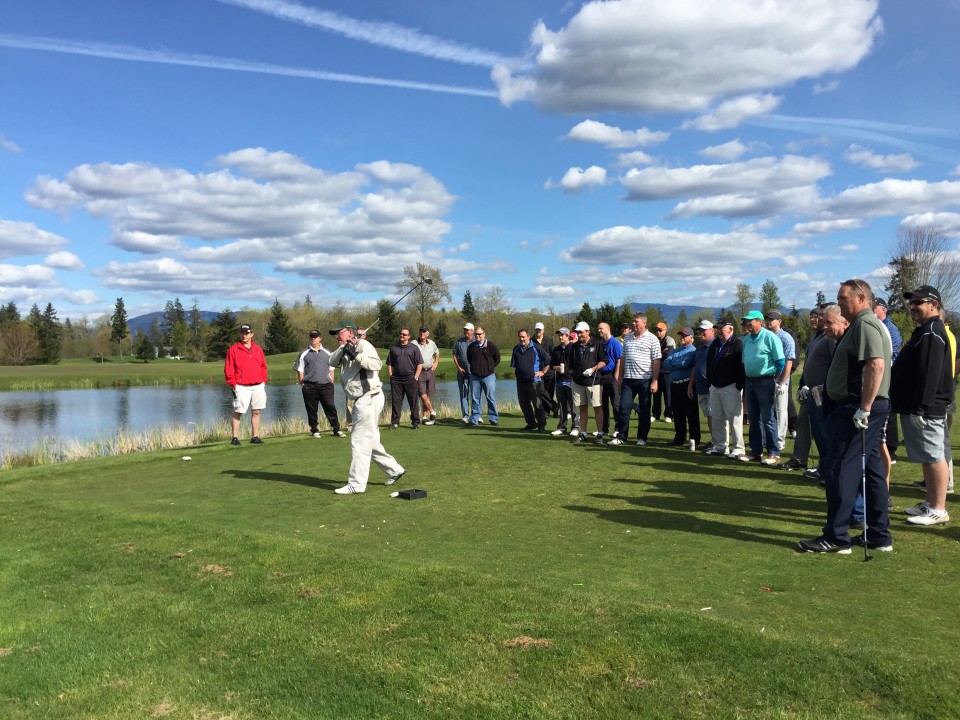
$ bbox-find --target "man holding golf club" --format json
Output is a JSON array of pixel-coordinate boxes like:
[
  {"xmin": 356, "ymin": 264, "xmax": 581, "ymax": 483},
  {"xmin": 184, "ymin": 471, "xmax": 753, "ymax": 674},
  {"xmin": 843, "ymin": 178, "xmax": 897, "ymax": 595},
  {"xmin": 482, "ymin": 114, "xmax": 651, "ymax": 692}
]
[
  {"xmin": 798, "ymin": 279, "xmax": 892, "ymax": 555},
  {"xmin": 328, "ymin": 321, "xmax": 405, "ymax": 495}
]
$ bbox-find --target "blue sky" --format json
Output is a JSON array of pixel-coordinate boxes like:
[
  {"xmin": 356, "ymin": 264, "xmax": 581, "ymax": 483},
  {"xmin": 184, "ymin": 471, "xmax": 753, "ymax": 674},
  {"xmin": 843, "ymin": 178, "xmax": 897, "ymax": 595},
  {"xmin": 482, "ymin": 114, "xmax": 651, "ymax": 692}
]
[{"xmin": 2, "ymin": 0, "xmax": 960, "ymax": 320}]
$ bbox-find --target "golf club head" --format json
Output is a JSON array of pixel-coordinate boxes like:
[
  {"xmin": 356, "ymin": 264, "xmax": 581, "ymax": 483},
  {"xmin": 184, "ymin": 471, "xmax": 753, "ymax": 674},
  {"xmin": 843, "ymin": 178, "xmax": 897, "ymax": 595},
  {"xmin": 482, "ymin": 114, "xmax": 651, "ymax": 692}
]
[{"xmin": 423, "ymin": 277, "xmax": 433, "ymax": 285}]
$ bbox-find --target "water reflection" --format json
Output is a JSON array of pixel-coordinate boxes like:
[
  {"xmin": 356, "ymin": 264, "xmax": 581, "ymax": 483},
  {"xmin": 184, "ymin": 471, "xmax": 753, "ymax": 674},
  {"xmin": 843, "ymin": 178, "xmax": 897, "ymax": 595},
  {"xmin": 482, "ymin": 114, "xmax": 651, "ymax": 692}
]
[{"xmin": 0, "ymin": 381, "xmax": 519, "ymax": 455}]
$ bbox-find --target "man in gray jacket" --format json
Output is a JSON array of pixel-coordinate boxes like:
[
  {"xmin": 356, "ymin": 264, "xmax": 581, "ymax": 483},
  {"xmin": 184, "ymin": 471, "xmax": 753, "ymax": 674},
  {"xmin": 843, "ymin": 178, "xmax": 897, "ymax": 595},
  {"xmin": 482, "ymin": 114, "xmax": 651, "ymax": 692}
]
[{"xmin": 328, "ymin": 321, "xmax": 405, "ymax": 495}]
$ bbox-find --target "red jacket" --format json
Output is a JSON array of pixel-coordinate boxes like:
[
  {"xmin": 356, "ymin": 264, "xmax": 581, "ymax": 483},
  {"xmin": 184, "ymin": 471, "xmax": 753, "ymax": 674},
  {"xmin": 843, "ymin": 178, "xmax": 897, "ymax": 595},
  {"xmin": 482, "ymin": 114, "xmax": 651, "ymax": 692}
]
[{"xmin": 224, "ymin": 341, "xmax": 268, "ymax": 386}]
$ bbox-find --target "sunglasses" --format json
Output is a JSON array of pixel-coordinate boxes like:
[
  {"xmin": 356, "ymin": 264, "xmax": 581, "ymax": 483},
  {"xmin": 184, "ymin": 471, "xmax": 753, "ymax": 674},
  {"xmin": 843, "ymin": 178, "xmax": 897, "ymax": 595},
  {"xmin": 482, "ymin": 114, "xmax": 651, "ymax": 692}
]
[{"xmin": 909, "ymin": 298, "xmax": 931, "ymax": 306}]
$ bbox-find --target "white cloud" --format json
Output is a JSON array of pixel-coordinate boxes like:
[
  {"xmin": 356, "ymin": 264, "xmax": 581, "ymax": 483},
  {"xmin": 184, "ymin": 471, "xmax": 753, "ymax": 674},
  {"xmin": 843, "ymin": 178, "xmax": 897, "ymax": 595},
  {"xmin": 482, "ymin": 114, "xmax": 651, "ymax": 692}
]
[
  {"xmin": 565, "ymin": 119, "xmax": 669, "ymax": 148},
  {"xmin": 0, "ymin": 132, "xmax": 21, "ymax": 154},
  {"xmin": 493, "ymin": 0, "xmax": 880, "ymax": 112},
  {"xmin": 952, "ymin": 165, "xmax": 960, "ymax": 178},
  {"xmin": 698, "ymin": 139, "xmax": 749, "ymax": 162},
  {"xmin": 553, "ymin": 166, "xmax": 607, "ymax": 194},
  {"xmin": 667, "ymin": 186, "xmax": 819, "ymax": 220},
  {"xmin": 528, "ymin": 285, "xmax": 577, "ymax": 298},
  {"xmin": 813, "ymin": 79, "xmax": 840, "ymax": 94},
  {"xmin": 62, "ymin": 289, "xmax": 99, "ymax": 305},
  {"xmin": 0, "ymin": 218, "xmax": 68, "ymax": 259},
  {"xmin": 0, "ymin": 263, "xmax": 55, "ymax": 285},
  {"xmin": 44, "ymin": 251, "xmax": 84, "ymax": 270},
  {"xmin": 616, "ymin": 151, "xmax": 654, "ymax": 167},
  {"xmin": 621, "ymin": 155, "xmax": 830, "ymax": 201},
  {"xmin": 843, "ymin": 144, "xmax": 920, "ymax": 173},
  {"xmin": 820, "ymin": 179, "xmax": 960, "ymax": 219},
  {"xmin": 683, "ymin": 93, "xmax": 782, "ymax": 131},
  {"xmin": 899, "ymin": 212, "xmax": 960, "ymax": 237},
  {"xmin": 838, "ymin": 244, "xmax": 860, "ymax": 252},
  {"xmin": 791, "ymin": 218, "xmax": 863, "ymax": 236}
]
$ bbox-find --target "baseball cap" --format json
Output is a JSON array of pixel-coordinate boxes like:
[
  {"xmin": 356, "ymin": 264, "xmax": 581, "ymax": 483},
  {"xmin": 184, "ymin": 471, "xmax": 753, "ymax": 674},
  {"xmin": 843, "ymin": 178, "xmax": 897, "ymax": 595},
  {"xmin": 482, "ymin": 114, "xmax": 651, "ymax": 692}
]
[
  {"xmin": 534, "ymin": 322, "xmax": 545, "ymax": 331},
  {"xmin": 309, "ymin": 330, "xmax": 320, "ymax": 338},
  {"xmin": 904, "ymin": 285, "xmax": 942, "ymax": 304},
  {"xmin": 656, "ymin": 322, "xmax": 667, "ymax": 330},
  {"xmin": 873, "ymin": 298, "xmax": 888, "ymax": 309},
  {"xmin": 742, "ymin": 310, "xmax": 764, "ymax": 321},
  {"xmin": 715, "ymin": 316, "xmax": 735, "ymax": 328},
  {"xmin": 419, "ymin": 325, "xmax": 429, "ymax": 332},
  {"xmin": 574, "ymin": 321, "xmax": 590, "ymax": 332},
  {"xmin": 557, "ymin": 327, "xmax": 570, "ymax": 336},
  {"xmin": 697, "ymin": 320, "xmax": 714, "ymax": 330},
  {"xmin": 329, "ymin": 320, "xmax": 357, "ymax": 335},
  {"xmin": 463, "ymin": 322, "xmax": 475, "ymax": 331},
  {"xmin": 765, "ymin": 310, "xmax": 783, "ymax": 320},
  {"xmin": 678, "ymin": 327, "xmax": 693, "ymax": 337},
  {"xmin": 240, "ymin": 324, "xmax": 252, "ymax": 333}
]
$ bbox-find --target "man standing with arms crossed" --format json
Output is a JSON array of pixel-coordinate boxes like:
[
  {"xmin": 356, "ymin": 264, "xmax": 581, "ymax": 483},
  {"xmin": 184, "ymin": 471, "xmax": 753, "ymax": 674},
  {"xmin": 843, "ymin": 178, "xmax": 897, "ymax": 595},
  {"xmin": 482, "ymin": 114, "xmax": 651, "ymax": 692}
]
[
  {"xmin": 328, "ymin": 321, "xmax": 405, "ymax": 495},
  {"xmin": 387, "ymin": 327, "xmax": 423, "ymax": 429},
  {"xmin": 610, "ymin": 312, "xmax": 660, "ymax": 447},
  {"xmin": 798, "ymin": 279, "xmax": 892, "ymax": 554},
  {"xmin": 224, "ymin": 323, "xmax": 268, "ymax": 446},
  {"xmin": 296, "ymin": 329, "xmax": 344, "ymax": 438}
]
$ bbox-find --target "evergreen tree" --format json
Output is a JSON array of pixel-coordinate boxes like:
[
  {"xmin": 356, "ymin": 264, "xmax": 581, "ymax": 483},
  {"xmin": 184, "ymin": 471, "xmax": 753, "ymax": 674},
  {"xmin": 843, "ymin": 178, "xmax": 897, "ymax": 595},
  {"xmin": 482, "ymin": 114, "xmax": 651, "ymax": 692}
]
[
  {"xmin": 461, "ymin": 291, "xmax": 478, "ymax": 323},
  {"xmin": 170, "ymin": 320, "xmax": 190, "ymax": 358},
  {"xmin": 206, "ymin": 309, "xmax": 238, "ymax": 360},
  {"xmin": 815, "ymin": 290, "xmax": 827, "ymax": 308},
  {"xmin": 40, "ymin": 303, "xmax": 63, "ymax": 364},
  {"xmin": 759, "ymin": 279, "xmax": 782, "ymax": 315},
  {"xmin": 0, "ymin": 301, "xmax": 19, "ymax": 326},
  {"xmin": 575, "ymin": 302, "xmax": 595, "ymax": 327},
  {"xmin": 595, "ymin": 302, "xmax": 619, "ymax": 328},
  {"xmin": 672, "ymin": 308, "xmax": 689, "ymax": 335},
  {"xmin": 161, "ymin": 297, "xmax": 186, "ymax": 344},
  {"xmin": 644, "ymin": 306, "xmax": 664, "ymax": 329},
  {"xmin": 133, "ymin": 329, "xmax": 155, "ymax": 362},
  {"xmin": 731, "ymin": 283, "xmax": 755, "ymax": 320},
  {"xmin": 432, "ymin": 316, "xmax": 450, "ymax": 349},
  {"xmin": 263, "ymin": 299, "xmax": 298, "ymax": 354},
  {"xmin": 110, "ymin": 297, "xmax": 129, "ymax": 361},
  {"xmin": 188, "ymin": 299, "xmax": 205, "ymax": 362},
  {"xmin": 369, "ymin": 298, "xmax": 401, "ymax": 349}
]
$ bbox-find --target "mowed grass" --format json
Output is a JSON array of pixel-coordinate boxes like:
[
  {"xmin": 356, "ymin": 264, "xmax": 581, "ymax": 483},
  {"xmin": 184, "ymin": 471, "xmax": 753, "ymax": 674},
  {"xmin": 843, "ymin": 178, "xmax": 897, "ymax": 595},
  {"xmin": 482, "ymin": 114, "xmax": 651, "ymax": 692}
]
[{"xmin": 1, "ymin": 415, "xmax": 959, "ymax": 719}]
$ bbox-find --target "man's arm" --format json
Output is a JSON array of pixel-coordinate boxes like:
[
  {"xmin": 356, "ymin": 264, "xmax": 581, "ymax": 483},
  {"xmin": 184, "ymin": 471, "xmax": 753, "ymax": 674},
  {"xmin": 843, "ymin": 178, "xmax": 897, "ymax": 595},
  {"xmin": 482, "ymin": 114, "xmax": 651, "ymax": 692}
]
[
  {"xmin": 860, "ymin": 358, "xmax": 885, "ymax": 411},
  {"xmin": 430, "ymin": 344, "xmax": 440, "ymax": 372}
]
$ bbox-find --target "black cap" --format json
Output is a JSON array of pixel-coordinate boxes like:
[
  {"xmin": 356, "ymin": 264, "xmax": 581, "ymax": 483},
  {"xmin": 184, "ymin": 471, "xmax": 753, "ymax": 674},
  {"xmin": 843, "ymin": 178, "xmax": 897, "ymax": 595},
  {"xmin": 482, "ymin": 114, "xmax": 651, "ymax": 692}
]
[
  {"xmin": 419, "ymin": 325, "xmax": 429, "ymax": 332},
  {"xmin": 715, "ymin": 316, "xmax": 735, "ymax": 328},
  {"xmin": 904, "ymin": 285, "xmax": 942, "ymax": 304},
  {"xmin": 765, "ymin": 310, "xmax": 782, "ymax": 321},
  {"xmin": 240, "ymin": 324, "xmax": 252, "ymax": 333},
  {"xmin": 309, "ymin": 330, "xmax": 320, "ymax": 338},
  {"xmin": 874, "ymin": 297, "xmax": 888, "ymax": 309}
]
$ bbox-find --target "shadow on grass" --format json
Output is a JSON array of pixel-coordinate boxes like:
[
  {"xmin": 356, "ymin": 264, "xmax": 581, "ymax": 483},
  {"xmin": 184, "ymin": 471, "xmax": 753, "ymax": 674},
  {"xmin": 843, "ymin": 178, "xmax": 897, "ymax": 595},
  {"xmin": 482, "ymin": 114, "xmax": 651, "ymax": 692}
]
[
  {"xmin": 565, "ymin": 477, "xmax": 826, "ymax": 548},
  {"xmin": 221, "ymin": 468, "xmax": 340, "ymax": 491}
]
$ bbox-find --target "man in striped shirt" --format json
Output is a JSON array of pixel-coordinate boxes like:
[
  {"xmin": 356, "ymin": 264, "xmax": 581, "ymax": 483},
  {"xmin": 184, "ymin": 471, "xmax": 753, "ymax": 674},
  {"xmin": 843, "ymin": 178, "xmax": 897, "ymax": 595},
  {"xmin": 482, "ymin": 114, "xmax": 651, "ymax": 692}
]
[{"xmin": 609, "ymin": 312, "xmax": 662, "ymax": 446}]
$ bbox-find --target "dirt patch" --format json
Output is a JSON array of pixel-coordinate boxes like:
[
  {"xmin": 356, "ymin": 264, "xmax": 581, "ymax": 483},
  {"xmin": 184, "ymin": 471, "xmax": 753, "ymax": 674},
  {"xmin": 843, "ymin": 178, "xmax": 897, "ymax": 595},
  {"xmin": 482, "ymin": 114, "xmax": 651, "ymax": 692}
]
[
  {"xmin": 0, "ymin": 648, "xmax": 12, "ymax": 657},
  {"xmin": 200, "ymin": 564, "xmax": 233, "ymax": 577},
  {"xmin": 384, "ymin": 624, "xmax": 399, "ymax": 633},
  {"xmin": 121, "ymin": 544, "xmax": 137, "ymax": 554},
  {"xmin": 169, "ymin": 552, "xmax": 187, "ymax": 560},
  {"xmin": 625, "ymin": 676, "xmax": 655, "ymax": 690},
  {"xmin": 152, "ymin": 702, "xmax": 175, "ymax": 717},
  {"xmin": 502, "ymin": 636, "xmax": 552, "ymax": 650},
  {"xmin": 297, "ymin": 587, "xmax": 325, "ymax": 598}
]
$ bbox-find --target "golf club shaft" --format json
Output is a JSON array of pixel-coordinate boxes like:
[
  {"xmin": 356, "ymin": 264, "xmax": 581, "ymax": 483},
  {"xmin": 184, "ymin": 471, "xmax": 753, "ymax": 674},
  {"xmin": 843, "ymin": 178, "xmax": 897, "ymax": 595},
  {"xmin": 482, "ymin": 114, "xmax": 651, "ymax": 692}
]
[{"xmin": 363, "ymin": 277, "xmax": 431, "ymax": 334}]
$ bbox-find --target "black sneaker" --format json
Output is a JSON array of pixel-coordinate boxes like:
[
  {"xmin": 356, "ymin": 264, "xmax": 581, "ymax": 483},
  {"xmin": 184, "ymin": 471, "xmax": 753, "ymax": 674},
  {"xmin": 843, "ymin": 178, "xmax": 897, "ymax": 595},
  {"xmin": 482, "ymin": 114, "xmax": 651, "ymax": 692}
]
[
  {"xmin": 796, "ymin": 536, "xmax": 851, "ymax": 554},
  {"xmin": 572, "ymin": 433, "xmax": 586, "ymax": 444},
  {"xmin": 250, "ymin": 436, "xmax": 263, "ymax": 444},
  {"xmin": 851, "ymin": 535, "xmax": 893, "ymax": 552},
  {"xmin": 230, "ymin": 437, "xmax": 241, "ymax": 446},
  {"xmin": 523, "ymin": 424, "xmax": 538, "ymax": 431}
]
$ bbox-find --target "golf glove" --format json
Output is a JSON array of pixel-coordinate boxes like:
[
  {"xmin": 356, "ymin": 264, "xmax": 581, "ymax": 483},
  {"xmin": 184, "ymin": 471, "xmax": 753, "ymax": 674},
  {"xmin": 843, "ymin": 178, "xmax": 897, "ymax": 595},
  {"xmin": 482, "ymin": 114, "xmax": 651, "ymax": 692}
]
[
  {"xmin": 775, "ymin": 382, "xmax": 787, "ymax": 396},
  {"xmin": 796, "ymin": 385, "xmax": 810, "ymax": 402},
  {"xmin": 341, "ymin": 341, "xmax": 358, "ymax": 361},
  {"xmin": 852, "ymin": 408, "xmax": 870, "ymax": 430},
  {"xmin": 582, "ymin": 367, "xmax": 595, "ymax": 378}
]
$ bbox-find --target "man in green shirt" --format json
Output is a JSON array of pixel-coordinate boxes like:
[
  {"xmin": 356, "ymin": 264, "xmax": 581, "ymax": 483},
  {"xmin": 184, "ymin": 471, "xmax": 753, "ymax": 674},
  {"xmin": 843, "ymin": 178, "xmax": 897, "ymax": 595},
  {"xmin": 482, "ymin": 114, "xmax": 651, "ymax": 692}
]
[{"xmin": 798, "ymin": 279, "xmax": 892, "ymax": 554}]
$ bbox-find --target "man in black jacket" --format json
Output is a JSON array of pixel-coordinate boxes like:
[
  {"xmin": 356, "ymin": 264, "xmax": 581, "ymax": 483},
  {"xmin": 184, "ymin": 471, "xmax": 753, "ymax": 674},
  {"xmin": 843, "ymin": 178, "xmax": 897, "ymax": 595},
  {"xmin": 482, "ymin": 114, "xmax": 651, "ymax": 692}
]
[
  {"xmin": 704, "ymin": 317, "xmax": 746, "ymax": 457},
  {"xmin": 467, "ymin": 326, "xmax": 501, "ymax": 426},
  {"xmin": 566, "ymin": 321, "xmax": 607, "ymax": 444},
  {"xmin": 893, "ymin": 285, "xmax": 954, "ymax": 526},
  {"xmin": 511, "ymin": 329, "xmax": 549, "ymax": 431}
]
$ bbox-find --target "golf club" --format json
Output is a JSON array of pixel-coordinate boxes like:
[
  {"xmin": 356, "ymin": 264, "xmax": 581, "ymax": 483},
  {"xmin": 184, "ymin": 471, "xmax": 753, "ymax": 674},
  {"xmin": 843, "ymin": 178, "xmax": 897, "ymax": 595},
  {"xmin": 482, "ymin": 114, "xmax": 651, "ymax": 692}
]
[
  {"xmin": 861, "ymin": 427, "xmax": 872, "ymax": 562},
  {"xmin": 362, "ymin": 276, "xmax": 433, "ymax": 335}
]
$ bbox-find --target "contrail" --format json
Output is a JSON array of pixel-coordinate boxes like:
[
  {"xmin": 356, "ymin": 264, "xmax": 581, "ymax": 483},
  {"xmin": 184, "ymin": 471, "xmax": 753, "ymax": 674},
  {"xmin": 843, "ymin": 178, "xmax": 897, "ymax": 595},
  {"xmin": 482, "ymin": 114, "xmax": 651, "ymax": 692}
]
[
  {"xmin": 0, "ymin": 34, "xmax": 498, "ymax": 98},
  {"xmin": 215, "ymin": 0, "xmax": 509, "ymax": 68}
]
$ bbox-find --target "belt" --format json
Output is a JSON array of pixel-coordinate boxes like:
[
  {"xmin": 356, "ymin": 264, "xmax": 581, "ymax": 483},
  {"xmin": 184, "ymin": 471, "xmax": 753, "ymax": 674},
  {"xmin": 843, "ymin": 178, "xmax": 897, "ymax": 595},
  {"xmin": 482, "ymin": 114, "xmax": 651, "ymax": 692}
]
[
  {"xmin": 746, "ymin": 375, "xmax": 776, "ymax": 381},
  {"xmin": 671, "ymin": 379, "xmax": 689, "ymax": 384},
  {"xmin": 239, "ymin": 382, "xmax": 261, "ymax": 386}
]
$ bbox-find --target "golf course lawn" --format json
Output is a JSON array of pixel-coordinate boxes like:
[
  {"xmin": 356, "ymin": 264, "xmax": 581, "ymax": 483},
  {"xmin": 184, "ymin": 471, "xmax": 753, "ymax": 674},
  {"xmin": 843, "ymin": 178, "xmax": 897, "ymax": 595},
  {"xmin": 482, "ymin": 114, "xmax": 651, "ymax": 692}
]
[{"xmin": 1, "ymin": 415, "xmax": 958, "ymax": 719}]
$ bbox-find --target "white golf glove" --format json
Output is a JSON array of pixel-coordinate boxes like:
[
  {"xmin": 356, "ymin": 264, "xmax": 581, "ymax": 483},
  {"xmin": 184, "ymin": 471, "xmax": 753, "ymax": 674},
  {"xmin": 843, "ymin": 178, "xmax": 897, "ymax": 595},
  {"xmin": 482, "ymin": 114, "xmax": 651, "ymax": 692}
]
[
  {"xmin": 852, "ymin": 408, "xmax": 870, "ymax": 430},
  {"xmin": 582, "ymin": 367, "xmax": 595, "ymax": 378},
  {"xmin": 776, "ymin": 382, "xmax": 787, "ymax": 396},
  {"xmin": 796, "ymin": 386, "xmax": 810, "ymax": 402}
]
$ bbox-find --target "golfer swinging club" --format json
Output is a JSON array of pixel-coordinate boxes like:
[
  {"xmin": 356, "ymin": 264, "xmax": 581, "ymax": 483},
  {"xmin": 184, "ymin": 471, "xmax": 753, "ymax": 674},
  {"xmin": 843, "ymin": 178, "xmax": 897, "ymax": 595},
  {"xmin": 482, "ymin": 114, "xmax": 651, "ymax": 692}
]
[{"xmin": 328, "ymin": 321, "xmax": 405, "ymax": 494}]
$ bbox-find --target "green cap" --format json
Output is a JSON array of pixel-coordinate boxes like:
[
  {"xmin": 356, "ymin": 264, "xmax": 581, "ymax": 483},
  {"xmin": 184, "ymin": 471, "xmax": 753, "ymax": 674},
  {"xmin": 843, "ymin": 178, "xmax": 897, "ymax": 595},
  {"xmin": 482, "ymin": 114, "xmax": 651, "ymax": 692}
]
[
  {"xmin": 741, "ymin": 310, "xmax": 764, "ymax": 321},
  {"xmin": 329, "ymin": 320, "xmax": 357, "ymax": 335}
]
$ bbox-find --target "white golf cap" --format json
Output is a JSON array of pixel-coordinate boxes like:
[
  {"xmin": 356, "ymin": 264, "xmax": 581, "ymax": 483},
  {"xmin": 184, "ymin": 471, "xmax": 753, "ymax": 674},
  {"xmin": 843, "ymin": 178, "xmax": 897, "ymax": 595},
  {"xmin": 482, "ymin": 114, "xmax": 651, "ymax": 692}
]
[
  {"xmin": 697, "ymin": 320, "xmax": 714, "ymax": 330},
  {"xmin": 534, "ymin": 322, "xmax": 545, "ymax": 331},
  {"xmin": 574, "ymin": 321, "xmax": 590, "ymax": 332},
  {"xmin": 463, "ymin": 322, "xmax": 475, "ymax": 330}
]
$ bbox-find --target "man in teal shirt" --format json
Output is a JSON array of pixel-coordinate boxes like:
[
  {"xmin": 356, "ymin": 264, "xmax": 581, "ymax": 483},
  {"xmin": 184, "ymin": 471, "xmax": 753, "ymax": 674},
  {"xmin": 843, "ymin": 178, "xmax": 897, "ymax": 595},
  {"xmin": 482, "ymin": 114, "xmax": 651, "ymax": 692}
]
[{"xmin": 741, "ymin": 310, "xmax": 785, "ymax": 464}]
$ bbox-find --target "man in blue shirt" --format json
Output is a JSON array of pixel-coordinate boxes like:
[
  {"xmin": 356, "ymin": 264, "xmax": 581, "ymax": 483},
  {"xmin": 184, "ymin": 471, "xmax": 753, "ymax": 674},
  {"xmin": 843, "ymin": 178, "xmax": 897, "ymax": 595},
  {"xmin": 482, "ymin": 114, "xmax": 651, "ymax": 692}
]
[
  {"xmin": 741, "ymin": 310, "xmax": 785, "ymax": 464},
  {"xmin": 662, "ymin": 327, "xmax": 699, "ymax": 448},
  {"xmin": 765, "ymin": 311, "xmax": 796, "ymax": 451},
  {"xmin": 873, "ymin": 298, "xmax": 902, "ymax": 462},
  {"xmin": 511, "ymin": 328, "xmax": 548, "ymax": 432},
  {"xmin": 597, "ymin": 322, "xmax": 623, "ymax": 438},
  {"xmin": 688, "ymin": 320, "xmax": 716, "ymax": 452}
]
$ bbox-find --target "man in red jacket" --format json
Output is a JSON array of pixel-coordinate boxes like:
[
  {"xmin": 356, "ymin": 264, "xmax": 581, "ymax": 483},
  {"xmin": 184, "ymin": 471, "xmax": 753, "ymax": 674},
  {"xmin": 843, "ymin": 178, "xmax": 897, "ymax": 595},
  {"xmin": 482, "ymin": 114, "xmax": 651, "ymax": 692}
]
[{"xmin": 224, "ymin": 323, "xmax": 269, "ymax": 445}]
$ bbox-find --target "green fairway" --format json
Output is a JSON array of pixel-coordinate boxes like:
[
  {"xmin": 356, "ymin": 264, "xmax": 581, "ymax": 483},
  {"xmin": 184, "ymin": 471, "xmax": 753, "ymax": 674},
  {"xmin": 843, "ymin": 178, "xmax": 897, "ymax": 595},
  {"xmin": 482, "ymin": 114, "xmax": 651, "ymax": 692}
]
[{"xmin": 1, "ymin": 417, "xmax": 958, "ymax": 719}]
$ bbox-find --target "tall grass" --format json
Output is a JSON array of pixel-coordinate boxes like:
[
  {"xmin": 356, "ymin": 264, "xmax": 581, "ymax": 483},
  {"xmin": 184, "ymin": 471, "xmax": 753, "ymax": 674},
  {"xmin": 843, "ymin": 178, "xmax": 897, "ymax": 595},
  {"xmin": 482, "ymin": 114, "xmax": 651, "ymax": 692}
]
[{"xmin": 0, "ymin": 400, "xmax": 522, "ymax": 470}]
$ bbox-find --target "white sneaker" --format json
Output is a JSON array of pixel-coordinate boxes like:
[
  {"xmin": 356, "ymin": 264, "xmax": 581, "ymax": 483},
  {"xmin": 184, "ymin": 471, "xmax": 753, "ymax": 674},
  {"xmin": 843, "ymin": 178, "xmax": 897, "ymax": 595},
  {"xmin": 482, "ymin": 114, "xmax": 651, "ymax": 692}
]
[
  {"xmin": 569, "ymin": 428, "xmax": 580, "ymax": 437},
  {"xmin": 650, "ymin": 415, "xmax": 657, "ymax": 422},
  {"xmin": 904, "ymin": 501, "xmax": 931, "ymax": 517},
  {"xmin": 312, "ymin": 432, "xmax": 322, "ymax": 438},
  {"xmin": 607, "ymin": 437, "xmax": 624, "ymax": 446},
  {"xmin": 760, "ymin": 456, "xmax": 779, "ymax": 466},
  {"xmin": 551, "ymin": 429, "xmax": 565, "ymax": 436},
  {"xmin": 905, "ymin": 507, "xmax": 950, "ymax": 526},
  {"xmin": 385, "ymin": 470, "xmax": 405, "ymax": 487},
  {"xmin": 334, "ymin": 485, "xmax": 363, "ymax": 494},
  {"xmin": 636, "ymin": 439, "xmax": 647, "ymax": 446},
  {"xmin": 688, "ymin": 440, "xmax": 697, "ymax": 451},
  {"xmin": 334, "ymin": 430, "xmax": 347, "ymax": 438},
  {"xmin": 664, "ymin": 417, "xmax": 673, "ymax": 423},
  {"xmin": 461, "ymin": 416, "xmax": 469, "ymax": 425}
]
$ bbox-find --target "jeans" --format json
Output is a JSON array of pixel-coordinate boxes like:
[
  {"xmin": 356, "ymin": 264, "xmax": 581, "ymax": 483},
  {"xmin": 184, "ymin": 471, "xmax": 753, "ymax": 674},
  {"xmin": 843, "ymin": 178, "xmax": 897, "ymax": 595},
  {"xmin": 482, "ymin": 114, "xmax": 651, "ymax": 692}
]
[
  {"xmin": 457, "ymin": 371, "xmax": 471, "ymax": 418},
  {"xmin": 745, "ymin": 377, "xmax": 779, "ymax": 457},
  {"xmin": 617, "ymin": 377, "xmax": 652, "ymax": 441},
  {"xmin": 469, "ymin": 373, "xmax": 499, "ymax": 424},
  {"xmin": 822, "ymin": 400, "xmax": 890, "ymax": 545}
]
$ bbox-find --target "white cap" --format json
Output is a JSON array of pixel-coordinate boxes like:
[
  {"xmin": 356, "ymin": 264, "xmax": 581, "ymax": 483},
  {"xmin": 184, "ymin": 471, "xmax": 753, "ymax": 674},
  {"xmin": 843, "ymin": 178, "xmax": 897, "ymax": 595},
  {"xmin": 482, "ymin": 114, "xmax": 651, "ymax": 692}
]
[
  {"xmin": 697, "ymin": 320, "xmax": 714, "ymax": 330},
  {"xmin": 574, "ymin": 321, "xmax": 590, "ymax": 332},
  {"xmin": 463, "ymin": 322, "xmax": 475, "ymax": 331},
  {"xmin": 534, "ymin": 322, "xmax": 545, "ymax": 331}
]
